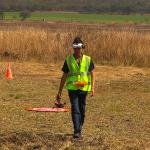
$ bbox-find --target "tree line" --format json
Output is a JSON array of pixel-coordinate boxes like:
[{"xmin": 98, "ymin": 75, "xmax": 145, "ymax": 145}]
[{"xmin": 0, "ymin": 0, "xmax": 150, "ymax": 14}]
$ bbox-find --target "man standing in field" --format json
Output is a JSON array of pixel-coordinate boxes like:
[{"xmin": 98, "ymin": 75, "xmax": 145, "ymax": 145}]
[{"xmin": 56, "ymin": 37, "xmax": 95, "ymax": 139}]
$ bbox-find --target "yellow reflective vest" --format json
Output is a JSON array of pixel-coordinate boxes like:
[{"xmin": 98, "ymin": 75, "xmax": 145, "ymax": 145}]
[{"xmin": 65, "ymin": 54, "xmax": 91, "ymax": 91}]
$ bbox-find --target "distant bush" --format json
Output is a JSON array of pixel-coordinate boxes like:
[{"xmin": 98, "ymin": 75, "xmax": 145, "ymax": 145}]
[
  {"xmin": 0, "ymin": 0, "xmax": 150, "ymax": 14},
  {"xmin": 0, "ymin": 12, "xmax": 4, "ymax": 20},
  {"xmin": 20, "ymin": 10, "xmax": 31, "ymax": 20}
]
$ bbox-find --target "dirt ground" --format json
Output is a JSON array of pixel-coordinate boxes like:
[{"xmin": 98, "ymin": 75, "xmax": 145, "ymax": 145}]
[
  {"xmin": 0, "ymin": 62, "xmax": 150, "ymax": 150},
  {"xmin": 0, "ymin": 20, "xmax": 150, "ymax": 32}
]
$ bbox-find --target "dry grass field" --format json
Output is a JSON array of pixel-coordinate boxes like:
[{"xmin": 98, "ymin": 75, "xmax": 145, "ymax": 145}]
[
  {"xmin": 0, "ymin": 62, "xmax": 150, "ymax": 150},
  {"xmin": 0, "ymin": 21, "xmax": 150, "ymax": 67},
  {"xmin": 0, "ymin": 21, "xmax": 150, "ymax": 150}
]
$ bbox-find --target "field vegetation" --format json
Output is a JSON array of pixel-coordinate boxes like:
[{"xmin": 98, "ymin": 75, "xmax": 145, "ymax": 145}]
[
  {"xmin": 1, "ymin": 12, "xmax": 150, "ymax": 24},
  {"xmin": 0, "ymin": 21, "xmax": 149, "ymax": 67},
  {"xmin": 0, "ymin": 21, "xmax": 150, "ymax": 149},
  {"xmin": 0, "ymin": 62, "xmax": 150, "ymax": 149},
  {"xmin": 0, "ymin": 0, "xmax": 150, "ymax": 14}
]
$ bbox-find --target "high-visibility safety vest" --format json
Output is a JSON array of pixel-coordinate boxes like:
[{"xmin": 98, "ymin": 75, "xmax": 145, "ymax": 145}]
[{"xmin": 65, "ymin": 54, "xmax": 91, "ymax": 91}]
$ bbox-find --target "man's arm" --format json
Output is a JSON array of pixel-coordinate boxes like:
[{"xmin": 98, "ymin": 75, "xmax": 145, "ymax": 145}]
[
  {"xmin": 90, "ymin": 70, "xmax": 95, "ymax": 96},
  {"xmin": 56, "ymin": 73, "xmax": 68, "ymax": 101}
]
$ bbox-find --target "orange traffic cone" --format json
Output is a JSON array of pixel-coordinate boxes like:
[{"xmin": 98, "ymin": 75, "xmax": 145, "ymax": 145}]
[{"xmin": 6, "ymin": 63, "xmax": 13, "ymax": 79}]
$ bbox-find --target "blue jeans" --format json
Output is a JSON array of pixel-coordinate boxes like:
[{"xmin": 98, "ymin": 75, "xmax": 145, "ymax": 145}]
[{"xmin": 68, "ymin": 90, "xmax": 88, "ymax": 134}]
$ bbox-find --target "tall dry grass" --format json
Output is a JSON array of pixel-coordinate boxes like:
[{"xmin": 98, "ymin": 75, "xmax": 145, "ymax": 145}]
[{"xmin": 0, "ymin": 25, "xmax": 149, "ymax": 67}]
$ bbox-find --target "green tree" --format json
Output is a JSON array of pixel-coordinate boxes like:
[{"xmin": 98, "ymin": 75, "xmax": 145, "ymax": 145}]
[
  {"xmin": 0, "ymin": 12, "xmax": 4, "ymax": 20},
  {"xmin": 0, "ymin": 0, "xmax": 150, "ymax": 14},
  {"xmin": 19, "ymin": 10, "xmax": 31, "ymax": 20}
]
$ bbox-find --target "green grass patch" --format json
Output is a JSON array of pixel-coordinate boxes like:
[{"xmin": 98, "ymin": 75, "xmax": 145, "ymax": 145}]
[{"xmin": 2, "ymin": 12, "xmax": 150, "ymax": 24}]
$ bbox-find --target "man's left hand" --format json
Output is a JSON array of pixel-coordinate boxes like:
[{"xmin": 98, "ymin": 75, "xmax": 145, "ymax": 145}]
[{"xmin": 90, "ymin": 88, "xmax": 94, "ymax": 97}]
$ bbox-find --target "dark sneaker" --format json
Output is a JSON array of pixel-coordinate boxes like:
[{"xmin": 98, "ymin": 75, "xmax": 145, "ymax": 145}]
[{"xmin": 73, "ymin": 133, "xmax": 81, "ymax": 139}]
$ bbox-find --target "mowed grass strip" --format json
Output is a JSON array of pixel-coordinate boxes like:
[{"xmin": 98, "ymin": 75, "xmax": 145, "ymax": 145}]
[
  {"xmin": 0, "ymin": 62, "xmax": 150, "ymax": 149},
  {"xmin": 3, "ymin": 12, "xmax": 150, "ymax": 23}
]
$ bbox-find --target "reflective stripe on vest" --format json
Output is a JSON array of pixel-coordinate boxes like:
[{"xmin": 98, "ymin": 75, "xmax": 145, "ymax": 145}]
[
  {"xmin": 68, "ymin": 72, "xmax": 90, "ymax": 76},
  {"xmin": 65, "ymin": 54, "xmax": 91, "ymax": 92}
]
